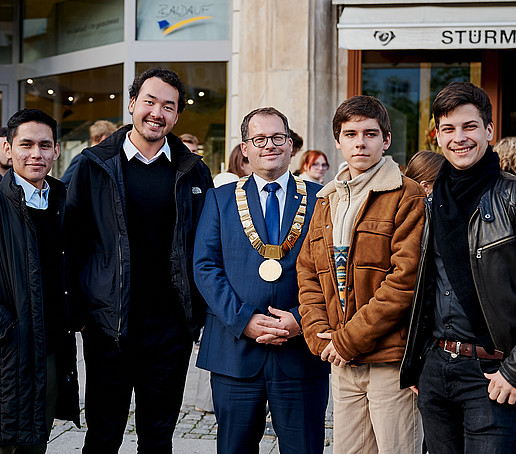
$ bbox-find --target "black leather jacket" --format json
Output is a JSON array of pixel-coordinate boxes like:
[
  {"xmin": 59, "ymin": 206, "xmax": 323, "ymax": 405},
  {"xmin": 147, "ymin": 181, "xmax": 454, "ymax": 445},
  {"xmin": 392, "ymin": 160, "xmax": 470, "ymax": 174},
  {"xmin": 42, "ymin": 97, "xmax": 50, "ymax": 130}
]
[
  {"xmin": 66, "ymin": 125, "xmax": 213, "ymax": 341},
  {"xmin": 400, "ymin": 172, "xmax": 516, "ymax": 389}
]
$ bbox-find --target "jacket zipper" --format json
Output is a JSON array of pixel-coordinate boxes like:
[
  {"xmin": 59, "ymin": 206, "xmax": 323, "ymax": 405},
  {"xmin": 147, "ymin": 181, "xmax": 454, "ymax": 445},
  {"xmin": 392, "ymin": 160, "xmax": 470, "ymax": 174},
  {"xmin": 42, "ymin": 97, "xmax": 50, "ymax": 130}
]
[
  {"xmin": 468, "ymin": 208, "xmax": 497, "ymax": 347},
  {"xmin": 117, "ymin": 233, "xmax": 123, "ymax": 349},
  {"xmin": 475, "ymin": 235, "xmax": 516, "ymax": 259}
]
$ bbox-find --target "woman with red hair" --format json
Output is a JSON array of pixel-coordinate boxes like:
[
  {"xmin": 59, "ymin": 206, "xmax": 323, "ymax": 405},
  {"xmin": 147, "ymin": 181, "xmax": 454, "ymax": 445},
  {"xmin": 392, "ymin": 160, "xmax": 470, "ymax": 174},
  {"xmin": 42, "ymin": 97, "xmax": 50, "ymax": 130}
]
[{"xmin": 299, "ymin": 149, "xmax": 330, "ymax": 184}]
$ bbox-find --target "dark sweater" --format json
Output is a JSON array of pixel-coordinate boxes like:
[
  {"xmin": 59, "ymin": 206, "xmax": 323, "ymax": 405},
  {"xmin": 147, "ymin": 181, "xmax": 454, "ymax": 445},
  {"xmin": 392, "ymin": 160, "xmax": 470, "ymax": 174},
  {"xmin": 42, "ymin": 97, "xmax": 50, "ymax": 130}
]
[{"xmin": 121, "ymin": 152, "xmax": 180, "ymax": 318}]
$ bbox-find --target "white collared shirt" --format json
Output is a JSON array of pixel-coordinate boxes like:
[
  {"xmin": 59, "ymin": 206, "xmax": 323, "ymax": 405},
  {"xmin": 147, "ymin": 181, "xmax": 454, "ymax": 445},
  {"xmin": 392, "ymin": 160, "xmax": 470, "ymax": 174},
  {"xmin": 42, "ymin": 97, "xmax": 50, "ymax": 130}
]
[
  {"xmin": 14, "ymin": 172, "xmax": 50, "ymax": 210},
  {"xmin": 123, "ymin": 131, "xmax": 171, "ymax": 165},
  {"xmin": 253, "ymin": 170, "xmax": 290, "ymax": 229}
]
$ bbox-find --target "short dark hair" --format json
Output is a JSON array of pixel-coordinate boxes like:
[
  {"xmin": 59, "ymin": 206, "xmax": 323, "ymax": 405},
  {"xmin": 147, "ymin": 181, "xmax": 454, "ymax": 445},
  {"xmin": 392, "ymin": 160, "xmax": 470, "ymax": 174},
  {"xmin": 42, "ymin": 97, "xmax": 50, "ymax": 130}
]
[
  {"xmin": 241, "ymin": 107, "xmax": 290, "ymax": 142},
  {"xmin": 333, "ymin": 96, "xmax": 391, "ymax": 141},
  {"xmin": 0, "ymin": 127, "xmax": 7, "ymax": 137},
  {"xmin": 129, "ymin": 67, "xmax": 186, "ymax": 113},
  {"xmin": 433, "ymin": 82, "xmax": 492, "ymax": 129},
  {"xmin": 7, "ymin": 109, "xmax": 57, "ymax": 145}
]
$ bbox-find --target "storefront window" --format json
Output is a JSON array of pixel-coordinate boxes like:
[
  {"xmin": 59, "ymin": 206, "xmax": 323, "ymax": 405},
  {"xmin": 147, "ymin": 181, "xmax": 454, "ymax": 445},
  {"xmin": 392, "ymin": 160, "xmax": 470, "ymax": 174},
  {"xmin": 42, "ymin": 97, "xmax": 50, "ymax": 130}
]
[
  {"xmin": 136, "ymin": 62, "xmax": 227, "ymax": 175},
  {"xmin": 0, "ymin": 0, "xmax": 14, "ymax": 64},
  {"xmin": 362, "ymin": 51, "xmax": 482, "ymax": 168},
  {"xmin": 22, "ymin": 0, "xmax": 124, "ymax": 63},
  {"xmin": 22, "ymin": 64, "xmax": 123, "ymax": 177},
  {"xmin": 136, "ymin": 0, "xmax": 230, "ymax": 41}
]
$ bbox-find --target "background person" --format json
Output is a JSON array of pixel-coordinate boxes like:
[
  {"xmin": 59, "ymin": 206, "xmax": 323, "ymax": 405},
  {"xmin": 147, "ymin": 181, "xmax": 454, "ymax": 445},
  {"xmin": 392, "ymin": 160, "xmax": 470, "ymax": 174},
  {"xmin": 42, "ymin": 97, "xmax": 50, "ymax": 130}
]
[
  {"xmin": 298, "ymin": 149, "xmax": 329, "ymax": 184},
  {"xmin": 493, "ymin": 136, "xmax": 516, "ymax": 174},
  {"xmin": 180, "ymin": 133, "xmax": 200, "ymax": 155},
  {"xmin": 405, "ymin": 150, "xmax": 445, "ymax": 196},
  {"xmin": 60, "ymin": 120, "xmax": 117, "ymax": 187},
  {"xmin": 0, "ymin": 109, "xmax": 79, "ymax": 453},
  {"xmin": 213, "ymin": 144, "xmax": 252, "ymax": 187},
  {"xmin": 0, "ymin": 126, "xmax": 12, "ymax": 179}
]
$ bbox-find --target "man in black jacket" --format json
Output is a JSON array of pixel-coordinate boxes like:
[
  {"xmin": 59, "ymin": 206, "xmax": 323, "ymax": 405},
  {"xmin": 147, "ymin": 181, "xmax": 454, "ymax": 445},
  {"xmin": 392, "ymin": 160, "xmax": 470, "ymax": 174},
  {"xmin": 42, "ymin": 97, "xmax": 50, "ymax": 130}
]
[
  {"xmin": 66, "ymin": 67, "xmax": 212, "ymax": 454},
  {"xmin": 401, "ymin": 82, "xmax": 516, "ymax": 453},
  {"xmin": 0, "ymin": 109, "xmax": 79, "ymax": 453}
]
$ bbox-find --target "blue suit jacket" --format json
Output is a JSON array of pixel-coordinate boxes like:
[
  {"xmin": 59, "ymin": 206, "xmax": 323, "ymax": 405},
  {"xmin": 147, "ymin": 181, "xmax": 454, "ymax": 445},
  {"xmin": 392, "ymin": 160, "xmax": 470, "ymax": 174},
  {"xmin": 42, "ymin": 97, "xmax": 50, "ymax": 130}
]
[{"xmin": 194, "ymin": 174, "xmax": 330, "ymax": 379}]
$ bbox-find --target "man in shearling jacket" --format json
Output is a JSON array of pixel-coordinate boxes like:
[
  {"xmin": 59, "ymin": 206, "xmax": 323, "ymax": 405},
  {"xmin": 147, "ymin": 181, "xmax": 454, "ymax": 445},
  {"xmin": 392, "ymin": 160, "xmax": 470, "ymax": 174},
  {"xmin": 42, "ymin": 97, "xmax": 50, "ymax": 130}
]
[{"xmin": 297, "ymin": 95, "xmax": 425, "ymax": 454}]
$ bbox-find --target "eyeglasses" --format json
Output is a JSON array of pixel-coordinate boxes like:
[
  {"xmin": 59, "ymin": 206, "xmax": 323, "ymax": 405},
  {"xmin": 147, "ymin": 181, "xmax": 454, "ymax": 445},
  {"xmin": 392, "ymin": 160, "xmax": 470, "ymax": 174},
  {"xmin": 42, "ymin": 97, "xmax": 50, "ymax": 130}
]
[
  {"xmin": 244, "ymin": 134, "xmax": 288, "ymax": 148},
  {"xmin": 312, "ymin": 162, "xmax": 329, "ymax": 170}
]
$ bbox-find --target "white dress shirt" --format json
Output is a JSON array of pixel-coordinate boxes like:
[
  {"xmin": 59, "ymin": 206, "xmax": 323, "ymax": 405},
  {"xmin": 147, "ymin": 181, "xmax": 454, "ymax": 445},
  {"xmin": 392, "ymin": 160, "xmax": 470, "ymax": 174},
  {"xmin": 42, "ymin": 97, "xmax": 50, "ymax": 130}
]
[
  {"xmin": 14, "ymin": 172, "xmax": 50, "ymax": 209},
  {"xmin": 252, "ymin": 170, "xmax": 290, "ymax": 229},
  {"xmin": 123, "ymin": 132, "xmax": 171, "ymax": 165}
]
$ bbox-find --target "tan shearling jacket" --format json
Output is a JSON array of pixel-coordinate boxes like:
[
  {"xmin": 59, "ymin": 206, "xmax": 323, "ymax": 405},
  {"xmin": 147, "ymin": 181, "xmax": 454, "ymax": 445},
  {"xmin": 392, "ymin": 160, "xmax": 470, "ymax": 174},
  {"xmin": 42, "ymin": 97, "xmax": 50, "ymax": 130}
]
[{"xmin": 297, "ymin": 160, "xmax": 425, "ymax": 363}]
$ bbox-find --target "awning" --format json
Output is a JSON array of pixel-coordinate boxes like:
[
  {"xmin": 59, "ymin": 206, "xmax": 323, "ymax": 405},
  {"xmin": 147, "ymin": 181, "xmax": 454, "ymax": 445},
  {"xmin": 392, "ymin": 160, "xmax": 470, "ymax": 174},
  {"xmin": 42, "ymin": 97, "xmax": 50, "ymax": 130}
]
[{"xmin": 338, "ymin": 4, "xmax": 516, "ymax": 50}]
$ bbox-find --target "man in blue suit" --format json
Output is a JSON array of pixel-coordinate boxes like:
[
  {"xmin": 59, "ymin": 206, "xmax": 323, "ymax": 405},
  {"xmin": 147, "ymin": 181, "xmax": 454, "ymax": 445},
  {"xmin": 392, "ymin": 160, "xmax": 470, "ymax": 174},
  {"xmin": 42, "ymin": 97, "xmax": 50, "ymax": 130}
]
[{"xmin": 194, "ymin": 107, "xmax": 330, "ymax": 454}]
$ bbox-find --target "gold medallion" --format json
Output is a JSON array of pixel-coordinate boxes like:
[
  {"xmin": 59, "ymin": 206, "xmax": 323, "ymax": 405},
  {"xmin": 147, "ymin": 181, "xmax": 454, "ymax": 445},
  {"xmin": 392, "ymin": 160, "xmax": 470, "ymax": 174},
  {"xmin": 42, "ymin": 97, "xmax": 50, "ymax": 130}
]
[{"xmin": 259, "ymin": 259, "xmax": 283, "ymax": 282}]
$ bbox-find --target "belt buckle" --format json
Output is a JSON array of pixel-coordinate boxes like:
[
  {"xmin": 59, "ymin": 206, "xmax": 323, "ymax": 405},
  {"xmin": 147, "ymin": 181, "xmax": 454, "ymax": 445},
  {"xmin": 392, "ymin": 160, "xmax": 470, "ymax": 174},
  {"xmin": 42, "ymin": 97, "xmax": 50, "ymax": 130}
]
[{"xmin": 444, "ymin": 340, "xmax": 461, "ymax": 358}]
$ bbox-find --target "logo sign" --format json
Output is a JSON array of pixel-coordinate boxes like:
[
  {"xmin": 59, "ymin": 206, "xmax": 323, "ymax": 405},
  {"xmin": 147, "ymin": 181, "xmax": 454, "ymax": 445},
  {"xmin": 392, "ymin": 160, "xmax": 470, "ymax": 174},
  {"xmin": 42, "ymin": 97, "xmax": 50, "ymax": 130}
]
[
  {"xmin": 374, "ymin": 30, "xmax": 396, "ymax": 46},
  {"xmin": 137, "ymin": 1, "xmax": 229, "ymax": 41},
  {"xmin": 340, "ymin": 27, "xmax": 516, "ymax": 50}
]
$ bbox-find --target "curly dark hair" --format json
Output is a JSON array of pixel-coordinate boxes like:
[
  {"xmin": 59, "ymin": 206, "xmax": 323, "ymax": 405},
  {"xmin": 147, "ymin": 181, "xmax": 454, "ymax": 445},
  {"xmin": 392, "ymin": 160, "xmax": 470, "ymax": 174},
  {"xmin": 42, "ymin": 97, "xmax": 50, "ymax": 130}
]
[{"xmin": 129, "ymin": 67, "xmax": 186, "ymax": 113}]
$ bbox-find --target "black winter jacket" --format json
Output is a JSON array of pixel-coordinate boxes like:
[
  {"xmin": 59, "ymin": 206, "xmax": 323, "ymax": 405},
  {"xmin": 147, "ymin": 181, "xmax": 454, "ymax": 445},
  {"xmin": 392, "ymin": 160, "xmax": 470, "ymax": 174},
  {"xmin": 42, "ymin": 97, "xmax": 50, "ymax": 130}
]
[
  {"xmin": 401, "ymin": 172, "xmax": 516, "ymax": 388},
  {"xmin": 65, "ymin": 125, "xmax": 213, "ymax": 341},
  {"xmin": 0, "ymin": 171, "xmax": 80, "ymax": 446}
]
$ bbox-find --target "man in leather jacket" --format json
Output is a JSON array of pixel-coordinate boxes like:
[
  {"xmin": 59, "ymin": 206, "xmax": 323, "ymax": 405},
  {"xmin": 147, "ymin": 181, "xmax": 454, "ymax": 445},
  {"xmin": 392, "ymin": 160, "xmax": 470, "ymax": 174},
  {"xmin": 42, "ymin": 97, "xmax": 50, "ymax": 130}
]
[
  {"xmin": 401, "ymin": 82, "xmax": 516, "ymax": 453},
  {"xmin": 66, "ymin": 68, "xmax": 212, "ymax": 454}
]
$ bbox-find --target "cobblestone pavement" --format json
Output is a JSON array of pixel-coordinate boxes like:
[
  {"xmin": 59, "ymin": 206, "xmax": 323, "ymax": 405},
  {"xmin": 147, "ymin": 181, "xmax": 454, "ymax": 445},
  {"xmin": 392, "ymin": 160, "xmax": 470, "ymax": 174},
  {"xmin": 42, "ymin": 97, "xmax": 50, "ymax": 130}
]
[{"xmin": 47, "ymin": 335, "xmax": 334, "ymax": 453}]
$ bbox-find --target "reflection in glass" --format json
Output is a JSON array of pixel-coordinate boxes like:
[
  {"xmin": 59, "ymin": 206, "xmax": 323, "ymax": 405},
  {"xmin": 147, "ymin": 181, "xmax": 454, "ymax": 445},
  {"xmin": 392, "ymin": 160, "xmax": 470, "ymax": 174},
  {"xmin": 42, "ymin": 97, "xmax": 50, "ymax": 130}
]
[
  {"xmin": 362, "ymin": 54, "xmax": 481, "ymax": 168},
  {"xmin": 0, "ymin": 0, "xmax": 14, "ymax": 64},
  {"xmin": 136, "ymin": 62, "xmax": 227, "ymax": 176},
  {"xmin": 22, "ymin": 0, "xmax": 124, "ymax": 62},
  {"xmin": 22, "ymin": 64, "xmax": 123, "ymax": 177}
]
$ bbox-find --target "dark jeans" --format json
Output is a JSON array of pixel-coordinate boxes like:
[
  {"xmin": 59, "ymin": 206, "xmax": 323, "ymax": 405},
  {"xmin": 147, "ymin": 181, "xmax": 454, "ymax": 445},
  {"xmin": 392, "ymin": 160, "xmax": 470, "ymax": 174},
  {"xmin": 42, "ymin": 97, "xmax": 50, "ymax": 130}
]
[
  {"xmin": 418, "ymin": 346, "xmax": 516, "ymax": 454},
  {"xmin": 81, "ymin": 317, "xmax": 192, "ymax": 454}
]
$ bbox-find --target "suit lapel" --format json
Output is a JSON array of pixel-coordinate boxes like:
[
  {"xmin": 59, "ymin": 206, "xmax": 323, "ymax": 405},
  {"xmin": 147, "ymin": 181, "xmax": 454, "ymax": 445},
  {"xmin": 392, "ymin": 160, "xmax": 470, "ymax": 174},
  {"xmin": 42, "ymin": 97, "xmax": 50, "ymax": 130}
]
[
  {"xmin": 244, "ymin": 176, "xmax": 270, "ymax": 244},
  {"xmin": 280, "ymin": 174, "xmax": 301, "ymax": 243}
]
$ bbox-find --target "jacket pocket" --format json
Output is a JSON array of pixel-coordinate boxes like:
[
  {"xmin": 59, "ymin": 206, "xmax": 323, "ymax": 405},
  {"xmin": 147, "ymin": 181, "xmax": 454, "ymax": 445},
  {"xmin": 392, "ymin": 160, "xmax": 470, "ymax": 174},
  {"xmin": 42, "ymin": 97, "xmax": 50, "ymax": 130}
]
[
  {"xmin": 354, "ymin": 220, "xmax": 393, "ymax": 271},
  {"xmin": 309, "ymin": 227, "xmax": 331, "ymax": 274}
]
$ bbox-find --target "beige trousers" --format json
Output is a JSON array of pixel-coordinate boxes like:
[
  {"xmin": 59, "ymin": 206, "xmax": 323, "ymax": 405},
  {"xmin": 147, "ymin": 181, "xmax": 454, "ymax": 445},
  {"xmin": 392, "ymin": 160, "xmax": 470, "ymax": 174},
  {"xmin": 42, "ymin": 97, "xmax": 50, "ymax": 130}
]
[{"xmin": 332, "ymin": 362, "xmax": 423, "ymax": 454}]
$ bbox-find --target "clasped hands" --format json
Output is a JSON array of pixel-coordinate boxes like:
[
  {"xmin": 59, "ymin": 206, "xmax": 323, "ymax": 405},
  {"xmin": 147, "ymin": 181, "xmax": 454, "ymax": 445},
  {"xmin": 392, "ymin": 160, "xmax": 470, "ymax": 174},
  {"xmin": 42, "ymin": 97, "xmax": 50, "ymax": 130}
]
[
  {"xmin": 243, "ymin": 306, "xmax": 301, "ymax": 345},
  {"xmin": 317, "ymin": 332, "xmax": 349, "ymax": 368}
]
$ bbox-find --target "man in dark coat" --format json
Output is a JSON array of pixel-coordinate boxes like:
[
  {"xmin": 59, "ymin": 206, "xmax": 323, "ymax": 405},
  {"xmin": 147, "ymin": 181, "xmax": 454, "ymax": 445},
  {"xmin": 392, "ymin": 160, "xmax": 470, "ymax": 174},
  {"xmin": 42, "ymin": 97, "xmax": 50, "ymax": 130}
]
[
  {"xmin": 66, "ymin": 67, "xmax": 212, "ymax": 454},
  {"xmin": 0, "ymin": 109, "xmax": 80, "ymax": 453}
]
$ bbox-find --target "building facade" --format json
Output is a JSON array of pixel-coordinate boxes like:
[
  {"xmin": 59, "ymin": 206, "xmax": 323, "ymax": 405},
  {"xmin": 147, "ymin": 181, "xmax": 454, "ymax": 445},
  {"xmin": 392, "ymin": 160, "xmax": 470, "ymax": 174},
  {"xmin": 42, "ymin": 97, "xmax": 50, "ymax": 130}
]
[{"xmin": 0, "ymin": 0, "xmax": 514, "ymax": 177}]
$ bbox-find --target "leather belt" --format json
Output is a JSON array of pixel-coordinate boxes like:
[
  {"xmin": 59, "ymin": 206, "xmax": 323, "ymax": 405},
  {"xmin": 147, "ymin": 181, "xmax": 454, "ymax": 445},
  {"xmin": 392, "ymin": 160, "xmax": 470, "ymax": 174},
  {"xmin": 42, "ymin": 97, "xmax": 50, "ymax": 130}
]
[{"xmin": 435, "ymin": 339, "xmax": 504, "ymax": 360}]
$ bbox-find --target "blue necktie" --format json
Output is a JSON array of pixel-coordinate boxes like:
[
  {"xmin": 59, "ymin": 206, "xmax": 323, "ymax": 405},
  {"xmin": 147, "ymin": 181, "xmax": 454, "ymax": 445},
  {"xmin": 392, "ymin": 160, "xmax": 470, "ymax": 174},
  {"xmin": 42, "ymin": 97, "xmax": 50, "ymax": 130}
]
[{"xmin": 263, "ymin": 182, "xmax": 280, "ymax": 245}]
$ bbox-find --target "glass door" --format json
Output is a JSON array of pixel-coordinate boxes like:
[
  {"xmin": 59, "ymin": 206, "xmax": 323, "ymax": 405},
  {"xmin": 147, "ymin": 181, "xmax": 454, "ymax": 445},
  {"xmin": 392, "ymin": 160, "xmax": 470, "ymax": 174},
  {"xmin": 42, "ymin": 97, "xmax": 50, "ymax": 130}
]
[{"xmin": 362, "ymin": 51, "xmax": 482, "ymax": 169}]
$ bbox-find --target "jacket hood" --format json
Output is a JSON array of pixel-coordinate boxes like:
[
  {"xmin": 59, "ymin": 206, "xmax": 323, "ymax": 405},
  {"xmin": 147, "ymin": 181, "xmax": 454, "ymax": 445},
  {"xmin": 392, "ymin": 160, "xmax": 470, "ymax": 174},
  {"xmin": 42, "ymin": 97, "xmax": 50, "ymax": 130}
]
[
  {"xmin": 317, "ymin": 155, "xmax": 402, "ymax": 199},
  {"xmin": 82, "ymin": 124, "xmax": 203, "ymax": 173}
]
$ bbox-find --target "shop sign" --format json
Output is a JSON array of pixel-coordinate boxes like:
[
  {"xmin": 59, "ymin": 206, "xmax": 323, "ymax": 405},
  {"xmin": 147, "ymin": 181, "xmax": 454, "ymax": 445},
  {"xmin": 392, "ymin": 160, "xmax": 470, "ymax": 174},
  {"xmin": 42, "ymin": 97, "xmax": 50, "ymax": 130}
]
[
  {"xmin": 340, "ymin": 26, "xmax": 516, "ymax": 50},
  {"xmin": 137, "ymin": 0, "xmax": 230, "ymax": 41}
]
